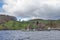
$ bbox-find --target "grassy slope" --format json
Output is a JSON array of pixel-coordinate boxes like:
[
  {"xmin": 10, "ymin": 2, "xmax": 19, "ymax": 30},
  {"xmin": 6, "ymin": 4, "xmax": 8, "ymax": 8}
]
[{"xmin": 0, "ymin": 19, "xmax": 60, "ymax": 30}]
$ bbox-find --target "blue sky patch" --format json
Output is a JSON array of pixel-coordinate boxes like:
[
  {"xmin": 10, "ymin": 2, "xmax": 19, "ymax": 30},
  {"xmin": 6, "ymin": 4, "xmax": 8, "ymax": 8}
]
[
  {"xmin": 0, "ymin": 0, "xmax": 4, "ymax": 8},
  {"xmin": 0, "ymin": 0, "xmax": 4, "ymax": 12},
  {"xmin": 0, "ymin": 2, "xmax": 3, "ymax": 8}
]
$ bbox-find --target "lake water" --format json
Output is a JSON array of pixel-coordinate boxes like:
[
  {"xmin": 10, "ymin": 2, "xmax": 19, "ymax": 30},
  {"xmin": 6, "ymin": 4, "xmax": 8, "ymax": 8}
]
[{"xmin": 0, "ymin": 30, "xmax": 60, "ymax": 40}]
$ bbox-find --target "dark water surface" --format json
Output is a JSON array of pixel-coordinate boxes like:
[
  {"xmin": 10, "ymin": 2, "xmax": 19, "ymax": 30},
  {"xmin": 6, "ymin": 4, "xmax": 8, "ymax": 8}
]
[{"xmin": 0, "ymin": 30, "xmax": 60, "ymax": 40}]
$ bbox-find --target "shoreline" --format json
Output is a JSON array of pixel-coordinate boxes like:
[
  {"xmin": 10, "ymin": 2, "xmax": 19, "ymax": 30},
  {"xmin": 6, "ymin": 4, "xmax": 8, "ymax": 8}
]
[{"xmin": 0, "ymin": 29, "xmax": 60, "ymax": 31}]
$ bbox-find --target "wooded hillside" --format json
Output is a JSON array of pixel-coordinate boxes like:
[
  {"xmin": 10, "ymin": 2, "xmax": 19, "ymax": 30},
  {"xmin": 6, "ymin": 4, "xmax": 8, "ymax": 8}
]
[
  {"xmin": 0, "ymin": 15, "xmax": 17, "ymax": 24},
  {"xmin": 0, "ymin": 15, "xmax": 60, "ymax": 30}
]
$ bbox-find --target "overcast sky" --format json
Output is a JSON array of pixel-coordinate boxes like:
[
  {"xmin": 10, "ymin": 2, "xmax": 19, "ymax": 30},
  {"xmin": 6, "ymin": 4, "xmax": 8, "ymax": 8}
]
[{"xmin": 0, "ymin": 0, "xmax": 60, "ymax": 20}]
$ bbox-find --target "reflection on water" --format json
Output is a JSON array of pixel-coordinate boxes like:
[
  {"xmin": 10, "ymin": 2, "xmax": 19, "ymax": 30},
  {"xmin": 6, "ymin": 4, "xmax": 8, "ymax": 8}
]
[{"xmin": 0, "ymin": 30, "xmax": 60, "ymax": 40}]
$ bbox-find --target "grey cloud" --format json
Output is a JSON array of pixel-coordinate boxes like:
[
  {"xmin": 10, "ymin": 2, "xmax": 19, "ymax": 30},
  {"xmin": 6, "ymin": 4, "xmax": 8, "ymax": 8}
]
[
  {"xmin": 15, "ymin": 4, "xmax": 60, "ymax": 19},
  {"xmin": 2, "ymin": 0, "xmax": 60, "ymax": 19}
]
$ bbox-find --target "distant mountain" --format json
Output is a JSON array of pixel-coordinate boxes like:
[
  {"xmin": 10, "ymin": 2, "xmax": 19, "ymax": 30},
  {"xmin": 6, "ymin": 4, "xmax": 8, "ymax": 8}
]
[{"xmin": 0, "ymin": 15, "xmax": 17, "ymax": 24}]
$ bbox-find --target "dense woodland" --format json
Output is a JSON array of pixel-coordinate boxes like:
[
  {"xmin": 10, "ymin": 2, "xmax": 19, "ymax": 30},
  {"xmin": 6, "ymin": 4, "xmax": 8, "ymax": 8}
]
[{"xmin": 0, "ymin": 15, "xmax": 60, "ymax": 30}]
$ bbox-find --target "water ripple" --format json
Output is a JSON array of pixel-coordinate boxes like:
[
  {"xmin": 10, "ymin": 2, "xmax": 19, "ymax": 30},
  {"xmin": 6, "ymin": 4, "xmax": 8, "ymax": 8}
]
[{"xmin": 0, "ymin": 30, "xmax": 60, "ymax": 40}]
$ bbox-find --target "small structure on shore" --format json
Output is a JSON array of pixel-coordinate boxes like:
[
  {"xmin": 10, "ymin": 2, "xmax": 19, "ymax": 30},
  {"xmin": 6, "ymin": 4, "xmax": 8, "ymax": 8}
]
[
  {"xmin": 35, "ymin": 21, "xmax": 46, "ymax": 31},
  {"xmin": 26, "ymin": 21, "xmax": 46, "ymax": 31}
]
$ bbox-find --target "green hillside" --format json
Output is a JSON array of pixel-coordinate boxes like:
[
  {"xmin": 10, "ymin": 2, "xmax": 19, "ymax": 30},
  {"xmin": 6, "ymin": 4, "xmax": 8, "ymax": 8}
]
[
  {"xmin": 0, "ymin": 19, "xmax": 60, "ymax": 30},
  {"xmin": 0, "ymin": 15, "xmax": 56, "ymax": 30}
]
